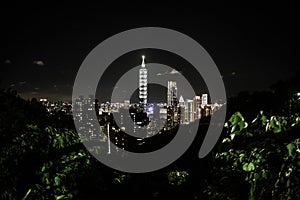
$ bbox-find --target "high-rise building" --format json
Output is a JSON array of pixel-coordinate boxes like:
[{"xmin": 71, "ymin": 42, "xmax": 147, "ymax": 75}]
[
  {"xmin": 201, "ymin": 93, "xmax": 208, "ymax": 108},
  {"xmin": 159, "ymin": 108, "xmax": 168, "ymax": 129},
  {"xmin": 73, "ymin": 95, "xmax": 99, "ymax": 140},
  {"xmin": 179, "ymin": 95, "xmax": 186, "ymax": 124},
  {"xmin": 193, "ymin": 96, "xmax": 202, "ymax": 120},
  {"xmin": 167, "ymin": 81, "xmax": 178, "ymax": 106},
  {"xmin": 179, "ymin": 95, "xmax": 185, "ymax": 107},
  {"xmin": 139, "ymin": 55, "xmax": 148, "ymax": 108},
  {"xmin": 186, "ymin": 99, "xmax": 194, "ymax": 123},
  {"xmin": 74, "ymin": 95, "xmax": 84, "ymax": 121}
]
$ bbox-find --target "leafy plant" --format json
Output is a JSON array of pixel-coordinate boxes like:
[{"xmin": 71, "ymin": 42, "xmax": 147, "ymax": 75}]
[
  {"xmin": 167, "ymin": 170, "xmax": 189, "ymax": 186},
  {"xmin": 213, "ymin": 112, "xmax": 300, "ymax": 199}
]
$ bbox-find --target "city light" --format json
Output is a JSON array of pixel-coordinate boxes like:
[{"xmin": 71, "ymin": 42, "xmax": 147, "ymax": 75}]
[{"xmin": 70, "ymin": 55, "xmax": 219, "ymax": 151}]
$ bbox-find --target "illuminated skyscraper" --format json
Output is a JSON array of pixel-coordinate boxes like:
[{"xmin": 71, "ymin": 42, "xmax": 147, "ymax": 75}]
[
  {"xmin": 186, "ymin": 99, "xmax": 194, "ymax": 123},
  {"xmin": 201, "ymin": 93, "xmax": 208, "ymax": 108},
  {"xmin": 193, "ymin": 96, "xmax": 202, "ymax": 119},
  {"xmin": 179, "ymin": 95, "xmax": 186, "ymax": 124},
  {"xmin": 167, "ymin": 81, "xmax": 178, "ymax": 106},
  {"xmin": 179, "ymin": 95, "xmax": 185, "ymax": 107},
  {"xmin": 139, "ymin": 55, "xmax": 147, "ymax": 108}
]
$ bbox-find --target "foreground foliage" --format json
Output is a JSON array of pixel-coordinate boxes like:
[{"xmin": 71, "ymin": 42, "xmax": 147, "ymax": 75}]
[
  {"xmin": 1, "ymin": 88, "xmax": 300, "ymax": 199},
  {"xmin": 208, "ymin": 111, "xmax": 300, "ymax": 199}
]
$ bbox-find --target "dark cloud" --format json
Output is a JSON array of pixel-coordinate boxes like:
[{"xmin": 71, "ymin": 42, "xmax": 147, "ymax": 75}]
[
  {"xmin": 156, "ymin": 69, "xmax": 181, "ymax": 76},
  {"xmin": 19, "ymin": 81, "xmax": 27, "ymax": 85},
  {"xmin": 33, "ymin": 60, "xmax": 45, "ymax": 66},
  {"xmin": 4, "ymin": 59, "xmax": 11, "ymax": 64}
]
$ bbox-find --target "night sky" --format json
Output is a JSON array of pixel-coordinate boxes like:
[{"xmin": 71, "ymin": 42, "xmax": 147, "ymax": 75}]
[{"xmin": 0, "ymin": 5, "xmax": 299, "ymax": 102}]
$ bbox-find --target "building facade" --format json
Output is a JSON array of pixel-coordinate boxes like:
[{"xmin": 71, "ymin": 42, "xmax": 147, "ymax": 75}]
[{"xmin": 139, "ymin": 55, "xmax": 148, "ymax": 109}]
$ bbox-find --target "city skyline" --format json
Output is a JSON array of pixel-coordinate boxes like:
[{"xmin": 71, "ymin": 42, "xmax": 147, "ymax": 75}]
[
  {"xmin": 93, "ymin": 49, "xmax": 210, "ymax": 104},
  {"xmin": 1, "ymin": 6, "xmax": 299, "ymax": 102},
  {"xmin": 39, "ymin": 54, "xmax": 219, "ymax": 122},
  {"xmin": 2, "ymin": 6, "xmax": 300, "ymax": 199}
]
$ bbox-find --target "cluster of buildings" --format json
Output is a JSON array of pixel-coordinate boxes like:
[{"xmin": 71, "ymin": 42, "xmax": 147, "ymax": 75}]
[
  {"xmin": 42, "ymin": 55, "xmax": 223, "ymax": 152},
  {"xmin": 39, "ymin": 98, "xmax": 72, "ymax": 115}
]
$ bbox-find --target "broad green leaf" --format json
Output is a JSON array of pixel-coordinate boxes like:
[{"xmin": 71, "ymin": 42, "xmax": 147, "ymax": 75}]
[
  {"xmin": 261, "ymin": 115, "xmax": 268, "ymax": 126},
  {"xmin": 254, "ymin": 173, "xmax": 260, "ymax": 181},
  {"xmin": 287, "ymin": 143, "xmax": 295, "ymax": 157},
  {"xmin": 262, "ymin": 171, "xmax": 267, "ymax": 179},
  {"xmin": 247, "ymin": 162, "xmax": 255, "ymax": 171},
  {"xmin": 56, "ymin": 195, "xmax": 65, "ymax": 200},
  {"xmin": 243, "ymin": 163, "xmax": 255, "ymax": 172},
  {"xmin": 22, "ymin": 188, "xmax": 31, "ymax": 200},
  {"xmin": 54, "ymin": 176, "xmax": 60, "ymax": 186},
  {"xmin": 242, "ymin": 163, "xmax": 248, "ymax": 171},
  {"xmin": 41, "ymin": 165, "xmax": 46, "ymax": 172},
  {"xmin": 286, "ymin": 178, "xmax": 290, "ymax": 187}
]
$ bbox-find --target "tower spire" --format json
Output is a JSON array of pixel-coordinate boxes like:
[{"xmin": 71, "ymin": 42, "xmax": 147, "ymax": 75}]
[
  {"xmin": 139, "ymin": 55, "xmax": 148, "ymax": 109},
  {"xmin": 141, "ymin": 55, "xmax": 145, "ymax": 67}
]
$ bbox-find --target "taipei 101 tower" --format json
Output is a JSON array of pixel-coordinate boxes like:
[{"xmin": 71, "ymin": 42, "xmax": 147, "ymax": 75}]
[{"xmin": 139, "ymin": 55, "xmax": 148, "ymax": 110}]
